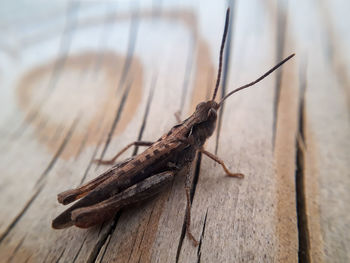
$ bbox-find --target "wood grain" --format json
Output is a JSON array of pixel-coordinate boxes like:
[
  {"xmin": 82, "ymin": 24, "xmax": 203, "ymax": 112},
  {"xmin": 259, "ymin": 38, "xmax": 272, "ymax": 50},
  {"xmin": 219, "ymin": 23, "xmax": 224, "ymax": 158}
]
[{"xmin": 0, "ymin": 0, "xmax": 349, "ymax": 262}]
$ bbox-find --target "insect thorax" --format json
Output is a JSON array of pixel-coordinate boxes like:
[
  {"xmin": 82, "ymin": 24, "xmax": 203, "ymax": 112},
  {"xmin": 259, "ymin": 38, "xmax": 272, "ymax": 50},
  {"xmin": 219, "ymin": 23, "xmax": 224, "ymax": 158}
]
[{"xmin": 191, "ymin": 107, "xmax": 217, "ymax": 147}]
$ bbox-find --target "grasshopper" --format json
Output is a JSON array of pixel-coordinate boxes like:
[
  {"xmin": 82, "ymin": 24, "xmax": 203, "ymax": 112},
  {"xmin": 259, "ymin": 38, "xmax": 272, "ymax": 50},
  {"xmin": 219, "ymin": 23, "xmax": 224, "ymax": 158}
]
[{"xmin": 52, "ymin": 8, "xmax": 295, "ymax": 246}]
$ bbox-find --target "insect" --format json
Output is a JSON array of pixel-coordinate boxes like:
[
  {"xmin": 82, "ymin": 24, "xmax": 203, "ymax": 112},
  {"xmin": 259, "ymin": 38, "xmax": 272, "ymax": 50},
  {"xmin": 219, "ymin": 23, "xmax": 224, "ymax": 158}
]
[{"xmin": 52, "ymin": 8, "xmax": 295, "ymax": 246}]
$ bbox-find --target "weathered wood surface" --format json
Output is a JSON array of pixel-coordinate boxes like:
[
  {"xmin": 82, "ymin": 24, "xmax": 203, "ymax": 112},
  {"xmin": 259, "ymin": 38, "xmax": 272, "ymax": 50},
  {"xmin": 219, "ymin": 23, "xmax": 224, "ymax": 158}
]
[{"xmin": 0, "ymin": 0, "xmax": 349, "ymax": 262}]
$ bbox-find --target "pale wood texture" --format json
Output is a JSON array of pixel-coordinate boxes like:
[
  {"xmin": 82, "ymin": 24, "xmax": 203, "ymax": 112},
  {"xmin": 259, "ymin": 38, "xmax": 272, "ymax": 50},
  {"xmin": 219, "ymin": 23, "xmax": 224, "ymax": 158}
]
[{"xmin": 0, "ymin": 0, "xmax": 349, "ymax": 262}]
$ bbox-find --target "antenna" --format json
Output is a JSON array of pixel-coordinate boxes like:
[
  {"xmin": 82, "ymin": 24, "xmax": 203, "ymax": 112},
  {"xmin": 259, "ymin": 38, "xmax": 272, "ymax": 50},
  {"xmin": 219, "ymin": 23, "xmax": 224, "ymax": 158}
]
[
  {"xmin": 218, "ymin": 53, "xmax": 295, "ymax": 107},
  {"xmin": 212, "ymin": 7, "xmax": 230, "ymax": 101}
]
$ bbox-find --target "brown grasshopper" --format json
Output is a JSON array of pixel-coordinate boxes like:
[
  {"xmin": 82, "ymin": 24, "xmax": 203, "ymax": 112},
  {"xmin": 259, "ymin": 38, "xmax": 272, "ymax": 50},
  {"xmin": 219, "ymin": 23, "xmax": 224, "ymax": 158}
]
[{"xmin": 52, "ymin": 8, "xmax": 295, "ymax": 246}]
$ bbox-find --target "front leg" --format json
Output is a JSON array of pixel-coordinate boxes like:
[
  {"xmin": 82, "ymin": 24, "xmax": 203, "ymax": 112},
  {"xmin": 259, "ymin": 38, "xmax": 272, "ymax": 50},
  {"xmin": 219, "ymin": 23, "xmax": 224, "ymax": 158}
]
[
  {"xmin": 199, "ymin": 148, "xmax": 244, "ymax": 178},
  {"xmin": 170, "ymin": 137, "xmax": 244, "ymax": 178}
]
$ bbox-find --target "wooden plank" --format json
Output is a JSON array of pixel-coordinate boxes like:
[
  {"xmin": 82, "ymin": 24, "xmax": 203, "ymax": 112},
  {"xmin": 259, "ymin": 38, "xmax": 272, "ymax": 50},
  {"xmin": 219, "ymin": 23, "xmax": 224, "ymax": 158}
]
[
  {"xmin": 287, "ymin": 0, "xmax": 350, "ymax": 262},
  {"xmin": 1, "ymin": 0, "xmax": 349, "ymax": 262},
  {"xmin": 304, "ymin": 41, "xmax": 350, "ymax": 262}
]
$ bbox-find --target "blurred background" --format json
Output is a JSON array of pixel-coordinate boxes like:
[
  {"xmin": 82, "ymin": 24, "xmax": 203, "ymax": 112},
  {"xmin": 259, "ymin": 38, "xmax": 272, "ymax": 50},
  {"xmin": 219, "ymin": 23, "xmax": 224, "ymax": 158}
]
[{"xmin": 0, "ymin": 0, "xmax": 349, "ymax": 262}]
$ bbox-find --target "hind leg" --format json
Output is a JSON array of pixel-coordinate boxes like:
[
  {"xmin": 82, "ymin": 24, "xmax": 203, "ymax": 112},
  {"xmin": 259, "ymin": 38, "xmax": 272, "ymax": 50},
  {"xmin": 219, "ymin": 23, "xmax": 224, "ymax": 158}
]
[
  {"xmin": 68, "ymin": 171, "xmax": 175, "ymax": 228},
  {"xmin": 184, "ymin": 167, "xmax": 199, "ymax": 246}
]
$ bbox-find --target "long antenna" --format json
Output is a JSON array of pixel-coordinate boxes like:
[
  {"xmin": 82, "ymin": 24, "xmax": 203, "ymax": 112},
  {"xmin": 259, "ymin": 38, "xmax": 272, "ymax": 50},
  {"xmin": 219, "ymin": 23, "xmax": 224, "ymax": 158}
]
[
  {"xmin": 218, "ymin": 53, "xmax": 295, "ymax": 107},
  {"xmin": 212, "ymin": 8, "xmax": 230, "ymax": 101}
]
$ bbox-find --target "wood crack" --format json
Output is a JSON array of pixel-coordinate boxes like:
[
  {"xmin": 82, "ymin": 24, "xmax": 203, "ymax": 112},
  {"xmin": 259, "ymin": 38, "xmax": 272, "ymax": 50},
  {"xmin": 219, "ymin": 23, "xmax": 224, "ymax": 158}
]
[
  {"xmin": 98, "ymin": 82, "xmax": 131, "ymax": 162},
  {"xmin": 6, "ymin": 235, "xmax": 26, "ymax": 263},
  {"xmin": 47, "ymin": 1, "xmax": 80, "ymax": 93},
  {"xmin": 81, "ymin": 120, "xmax": 110, "ymax": 183},
  {"xmin": 72, "ymin": 235, "xmax": 87, "ymax": 263},
  {"xmin": 74, "ymin": 128, "xmax": 90, "ymax": 161},
  {"xmin": 133, "ymin": 75, "xmax": 157, "ymax": 156},
  {"xmin": 12, "ymin": 1, "xmax": 80, "ymax": 139},
  {"xmin": 24, "ymin": 255, "xmax": 32, "ymax": 263},
  {"xmin": 36, "ymin": 117, "xmax": 79, "ymax": 185},
  {"xmin": 136, "ymin": 206, "xmax": 155, "ymax": 263},
  {"xmin": 87, "ymin": 213, "xmax": 120, "ymax": 263},
  {"xmin": 117, "ymin": 8, "xmax": 140, "ymax": 93},
  {"xmin": 94, "ymin": 5, "xmax": 118, "ymax": 72},
  {"xmin": 196, "ymin": 209, "xmax": 208, "ymax": 263},
  {"xmin": 126, "ymin": 224, "xmax": 143, "ymax": 263},
  {"xmin": 175, "ymin": 217, "xmax": 186, "ymax": 263},
  {"xmin": 296, "ymin": 59, "xmax": 310, "ymax": 263},
  {"xmin": 97, "ymin": 235, "xmax": 111, "ymax": 263},
  {"xmin": 55, "ymin": 248, "xmax": 66, "ymax": 263},
  {"xmin": 0, "ymin": 186, "xmax": 43, "ymax": 244}
]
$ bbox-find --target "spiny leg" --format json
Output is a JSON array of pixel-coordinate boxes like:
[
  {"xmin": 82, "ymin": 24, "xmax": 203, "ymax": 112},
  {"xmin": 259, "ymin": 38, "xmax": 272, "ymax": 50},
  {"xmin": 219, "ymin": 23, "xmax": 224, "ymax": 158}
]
[
  {"xmin": 199, "ymin": 148, "xmax": 244, "ymax": 178},
  {"xmin": 185, "ymin": 170, "xmax": 199, "ymax": 246},
  {"xmin": 94, "ymin": 141, "xmax": 153, "ymax": 165}
]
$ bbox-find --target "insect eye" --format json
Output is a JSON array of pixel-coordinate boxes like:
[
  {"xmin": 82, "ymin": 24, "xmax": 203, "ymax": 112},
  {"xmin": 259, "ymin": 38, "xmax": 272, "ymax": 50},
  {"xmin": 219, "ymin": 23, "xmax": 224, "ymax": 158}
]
[{"xmin": 208, "ymin": 108, "xmax": 217, "ymax": 118}]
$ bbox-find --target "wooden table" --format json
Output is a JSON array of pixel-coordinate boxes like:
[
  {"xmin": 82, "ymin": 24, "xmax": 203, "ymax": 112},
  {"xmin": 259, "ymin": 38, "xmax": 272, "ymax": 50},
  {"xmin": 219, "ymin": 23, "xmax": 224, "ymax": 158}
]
[{"xmin": 0, "ymin": 1, "xmax": 349, "ymax": 262}]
